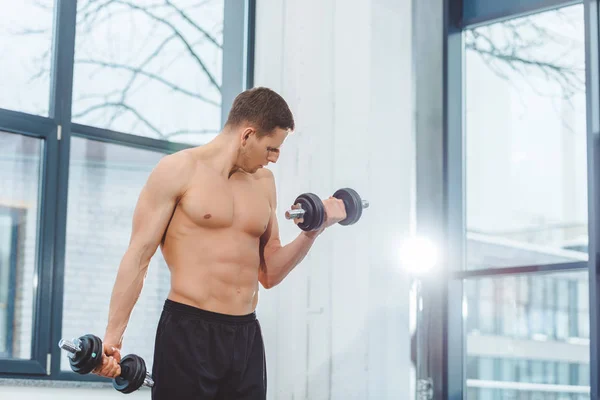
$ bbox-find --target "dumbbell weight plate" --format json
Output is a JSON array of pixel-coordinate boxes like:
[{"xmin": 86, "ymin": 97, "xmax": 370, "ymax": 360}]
[
  {"xmin": 333, "ymin": 188, "xmax": 363, "ymax": 226},
  {"xmin": 294, "ymin": 192, "xmax": 325, "ymax": 231},
  {"xmin": 113, "ymin": 354, "xmax": 148, "ymax": 394},
  {"xmin": 70, "ymin": 334, "xmax": 103, "ymax": 375}
]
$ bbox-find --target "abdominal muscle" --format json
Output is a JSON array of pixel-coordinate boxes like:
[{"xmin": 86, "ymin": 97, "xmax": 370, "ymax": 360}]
[{"xmin": 160, "ymin": 227, "xmax": 263, "ymax": 316}]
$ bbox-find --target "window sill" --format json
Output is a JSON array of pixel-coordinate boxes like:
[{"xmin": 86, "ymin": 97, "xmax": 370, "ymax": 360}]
[{"xmin": 0, "ymin": 377, "xmax": 113, "ymax": 389}]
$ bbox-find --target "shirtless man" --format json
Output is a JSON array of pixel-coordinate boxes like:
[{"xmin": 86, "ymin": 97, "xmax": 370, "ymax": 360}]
[{"xmin": 93, "ymin": 87, "xmax": 347, "ymax": 399}]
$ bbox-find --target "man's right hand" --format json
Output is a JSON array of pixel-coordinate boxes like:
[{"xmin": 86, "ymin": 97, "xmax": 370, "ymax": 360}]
[{"xmin": 92, "ymin": 343, "xmax": 122, "ymax": 378}]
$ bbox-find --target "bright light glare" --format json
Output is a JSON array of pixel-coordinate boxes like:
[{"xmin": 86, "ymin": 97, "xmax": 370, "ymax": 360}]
[{"xmin": 399, "ymin": 236, "xmax": 438, "ymax": 275}]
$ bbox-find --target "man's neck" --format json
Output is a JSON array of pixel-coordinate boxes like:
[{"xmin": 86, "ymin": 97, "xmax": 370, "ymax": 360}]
[{"xmin": 199, "ymin": 131, "xmax": 242, "ymax": 178}]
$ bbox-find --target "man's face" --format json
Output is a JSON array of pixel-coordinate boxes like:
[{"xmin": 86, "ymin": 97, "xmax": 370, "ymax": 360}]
[{"xmin": 241, "ymin": 127, "xmax": 288, "ymax": 173}]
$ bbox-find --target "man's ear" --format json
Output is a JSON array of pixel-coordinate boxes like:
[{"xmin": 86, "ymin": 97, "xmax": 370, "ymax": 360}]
[{"xmin": 241, "ymin": 127, "xmax": 254, "ymax": 144}]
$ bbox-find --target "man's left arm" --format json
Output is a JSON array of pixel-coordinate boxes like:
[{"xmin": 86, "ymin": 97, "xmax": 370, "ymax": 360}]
[{"xmin": 258, "ymin": 170, "xmax": 345, "ymax": 289}]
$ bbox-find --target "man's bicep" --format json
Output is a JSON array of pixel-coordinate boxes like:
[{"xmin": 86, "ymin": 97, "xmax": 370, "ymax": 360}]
[
  {"xmin": 128, "ymin": 155, "xmax": 188, "ymax": 257},
  {"xmin": 129, "ymin": 184, "xmax": 175, "ymax": 248},
  {"xmin": 260, "ymin": 172, "xmax": 282, "ymax": 257},
  {"xmin": 259, "ymin": 207, "xmax": 281, "ymax": 278},
  {"xmin": 262, "ymin": 207, "xmax": 282, "ymax": 248}
]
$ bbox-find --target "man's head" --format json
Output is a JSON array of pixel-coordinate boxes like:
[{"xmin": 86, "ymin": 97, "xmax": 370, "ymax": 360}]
[{"xmin": 225, "ymin": 87, "xmax": 295, "ymax": 173}]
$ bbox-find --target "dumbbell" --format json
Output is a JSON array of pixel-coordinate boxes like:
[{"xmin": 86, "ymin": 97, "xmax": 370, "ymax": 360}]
[
  {"xmin": 284, "ymin": 188, "xmax": 369, "ymax": 231},
  {"xmin": 58, "ymin": 334, "xmax": 154, "ymax": 394}
]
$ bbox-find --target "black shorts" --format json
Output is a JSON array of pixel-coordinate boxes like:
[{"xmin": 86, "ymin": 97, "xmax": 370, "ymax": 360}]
[{"xmin": 151, "ymin": 299, "xmax": 267, "ymax": 399}]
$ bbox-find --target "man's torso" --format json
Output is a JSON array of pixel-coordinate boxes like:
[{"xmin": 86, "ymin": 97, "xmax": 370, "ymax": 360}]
[{"xmin": 159, "ymin": 154, "xmax": 273, "ymax": 315}]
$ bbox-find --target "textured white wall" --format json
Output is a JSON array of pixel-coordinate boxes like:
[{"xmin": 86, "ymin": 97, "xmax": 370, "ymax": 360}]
[{"xmin": 253, "ymin": 0, "xmax": 414, "ymax": 399}]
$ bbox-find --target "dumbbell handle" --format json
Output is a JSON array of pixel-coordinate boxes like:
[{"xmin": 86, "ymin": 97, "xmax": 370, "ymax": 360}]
[
  {"xmin": 144, "ymin": 373, "xmax": 154, "ymax": 388},
  {"xmin": 285, "ymin": 199, "xmax": 369, "ymax": 220},
  {"xmin": 59, "ymin": 338, "xmax": 81, "ymax": 354},
  {"xmin": 285, "ymin": 208, "xmax": 305, "ymax": 220},
  {"xmin": 58, "ymin": 338, "xmax": 154, "ymax": 388}
]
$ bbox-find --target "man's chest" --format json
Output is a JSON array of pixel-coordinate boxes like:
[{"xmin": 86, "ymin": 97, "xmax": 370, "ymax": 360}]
[{"xmin": 178, "ymin": 177, "xmax": 272, "ymax": 236}]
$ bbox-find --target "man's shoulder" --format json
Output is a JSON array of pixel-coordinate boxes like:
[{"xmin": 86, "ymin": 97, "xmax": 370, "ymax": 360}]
[
  {"xmin": 253, "ymin": 168, "xmax": 277, "ymax": 202},
  {"xmin": 253, "ymin": 168, "xmax": 276, "ymax": 189},
  {"xmin": 149, "ymin": 150, "xmax": 197, "ymax": 193},
  {"xmin": 160, "ymin": 148, "xmax": 196, "ymax": 165},
  {"xmin": 254, "ymin": 167, "xmax": 275, "ymax": 180},
  {"xmin": 154, "ymin": 149, "xmax": 196, "ymax": 174}
]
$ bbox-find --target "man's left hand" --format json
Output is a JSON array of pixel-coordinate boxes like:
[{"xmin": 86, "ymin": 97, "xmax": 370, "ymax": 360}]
[{"xmin": 321, "ymin": 196, "xmax": 347, "ymax": 229}]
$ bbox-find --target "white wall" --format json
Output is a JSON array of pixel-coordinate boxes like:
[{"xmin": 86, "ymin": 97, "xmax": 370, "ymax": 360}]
[
  {"xmin": 1, "ymin": 0, "xmax": 415, "ymax": 398},
  {"xmin": 253, "ymin": 0, "xmax": 414, "ymax": 399}
]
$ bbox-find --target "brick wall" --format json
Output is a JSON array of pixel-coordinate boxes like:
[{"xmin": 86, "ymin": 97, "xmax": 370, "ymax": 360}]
[{"xmin": 0, "ymin": 144, "xmax": 170, "ymax": 370}]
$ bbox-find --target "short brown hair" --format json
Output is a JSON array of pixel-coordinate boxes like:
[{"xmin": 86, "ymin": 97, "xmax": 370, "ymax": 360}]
[{"xmin": 225, "ymin": 87, "xmax": 295, "ymax": 136}]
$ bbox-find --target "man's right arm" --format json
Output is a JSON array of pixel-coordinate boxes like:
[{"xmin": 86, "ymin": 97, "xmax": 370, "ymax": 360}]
[{"xmin": 101, "ymin": 152, "xmax": 192, "ymax": 355}]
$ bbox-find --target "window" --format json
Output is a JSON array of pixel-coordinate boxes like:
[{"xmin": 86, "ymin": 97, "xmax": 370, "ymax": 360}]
[
  {"xmin": 0, "ymin": 132, "xmax": 43, "ymax": 361},
  {"xmin": 0, "ymin": 0, "xmax": 253, "ymax": 380},
  {"xmin": 465, "ymin": 272, "xmax": 589, "ymax": 341},
  {"xmin": 0, "ymin": 208, "xmax": 18, "ymax": 358},
  {"xmin": 72, "ymin": 0, "xmax": 225, "ymax": 145},
  {"xmin": 0, "ymin": 0, "xmax": 55, "ymax": 116},
  {"xmin": 465, "ymin": 271, "xmax": 590, "ymax": 397},
  {"xmin": 465, "ymin": 4, "xmax": 587, "ymax": 270},
  {"xmin": 456, "ymin": 3, "xmax": 591, "ymax": 399},
  {"xmin": 60, "ymin": 138, "xmax": 167, "ymax": 371}
]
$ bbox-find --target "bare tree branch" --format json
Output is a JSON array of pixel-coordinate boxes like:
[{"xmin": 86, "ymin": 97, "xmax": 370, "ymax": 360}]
[
  {"xmin": 467, "ymin": 43, "xmax": 584, "ymax": 97},
  {"xmin": 77, "ymin": 0, "xmax": 119, "ymax": 29},
  {"xmin": 32, "ymin": 0, "xmax": 53, "ymax": 10},
  {"xmin": 464, "ymin": 8, "xmax": 585, "ymax": 138},
  {"xmin": 163, "ymin": 129, "xmax": 219, "ymax": 139},
  {"xmin": 106, "ymin": 33, "xmax": 180, "ymax": 126},
  {"xmin": 13, "ymin": 1, "xmax": 225, "ymax": 141},
  {"xmin": 464, "ymin": 10, "xmax": 584, "ymax": 101},
  {"xmin": 165, "ymin": 0, "xmax": 222, "ymax": 48},
  {"xmin": 10, "ymin": 28, "xmax": 49, "ymax": 35},
  {"xmin": 112, "ymin": 0, "xmax": 221, "ymax": 92},
  {"xmin": 75, "ymin": 59, "xmax": 220, "ymax": 106},
  {"xmin": 73, "ymin": 101, "xmax": 163, "ymax": 137},
  {"xmin": 76, "ymin": 90, "xmax": 124, "ymax": 101}
]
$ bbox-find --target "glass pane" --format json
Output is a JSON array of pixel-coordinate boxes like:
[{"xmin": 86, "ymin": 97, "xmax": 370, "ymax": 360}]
[
  {"xmin": 72, "ymin": 1, "xmax": 225, "ymax": 145},
  {"xmin": 465, "ymin": 271, "xmax": 590, "ymax": 399},
  {"xmin": 0, "ymin": 132, "xmax": 43, "ymax": 359},
  {"xmin": 465, "ymin": 4, "xmax": 587, "ymax": 270},
  {"xmin": 0, "ymin": 1, "xmax": 54, "ymax": 116},
  {"xmin": 0, "ymin": 214, "xmax": 12, "ymax": 357},
  {"xmin": 60, "ymin": 137, "xmax": 168, "ymax": 371}
]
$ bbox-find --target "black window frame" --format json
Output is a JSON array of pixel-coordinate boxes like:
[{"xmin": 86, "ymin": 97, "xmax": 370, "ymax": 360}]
[
  {"xmin": 0, "ymin": 0, "xmax": 256, "ymax": 382},
  {"xmin": 415, "ymin": 0, "xmax": 600, "ymax": 398}
]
